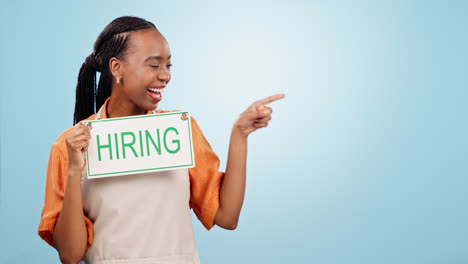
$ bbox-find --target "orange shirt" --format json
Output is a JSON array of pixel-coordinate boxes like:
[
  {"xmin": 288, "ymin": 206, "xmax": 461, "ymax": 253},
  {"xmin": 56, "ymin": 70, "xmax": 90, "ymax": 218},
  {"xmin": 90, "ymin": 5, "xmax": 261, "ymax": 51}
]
[{"xmin": 38, "ymin": 97, "xmax": 224, "ymax": 249}]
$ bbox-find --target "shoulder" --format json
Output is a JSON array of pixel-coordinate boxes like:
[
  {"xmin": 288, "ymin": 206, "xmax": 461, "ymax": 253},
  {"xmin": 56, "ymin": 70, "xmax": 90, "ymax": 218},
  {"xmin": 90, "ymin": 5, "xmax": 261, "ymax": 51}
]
[{"xmin": 51, "ymin": 114, "xmax": 98, "ymax": 157}]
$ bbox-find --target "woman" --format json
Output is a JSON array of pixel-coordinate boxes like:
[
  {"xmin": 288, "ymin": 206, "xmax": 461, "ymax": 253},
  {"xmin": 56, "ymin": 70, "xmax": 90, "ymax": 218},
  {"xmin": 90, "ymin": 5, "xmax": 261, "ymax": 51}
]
[{"xmin": 38, "ymin": 16, "xmax": 284, "ymax": 264}]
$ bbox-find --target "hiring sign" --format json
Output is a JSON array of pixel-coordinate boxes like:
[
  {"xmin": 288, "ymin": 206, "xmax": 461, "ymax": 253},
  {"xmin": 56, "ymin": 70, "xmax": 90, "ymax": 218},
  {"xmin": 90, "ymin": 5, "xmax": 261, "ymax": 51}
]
[{"xmin": 83, "ymin": 112, "xmax": 194, "ymax": 179}]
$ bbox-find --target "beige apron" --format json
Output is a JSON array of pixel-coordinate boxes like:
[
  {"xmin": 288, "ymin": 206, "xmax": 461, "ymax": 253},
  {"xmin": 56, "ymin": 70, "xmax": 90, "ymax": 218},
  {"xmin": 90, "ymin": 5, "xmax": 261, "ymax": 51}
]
[{"xmin": 81, "ymin": 106, "xmax": 201, "ymax": 264}]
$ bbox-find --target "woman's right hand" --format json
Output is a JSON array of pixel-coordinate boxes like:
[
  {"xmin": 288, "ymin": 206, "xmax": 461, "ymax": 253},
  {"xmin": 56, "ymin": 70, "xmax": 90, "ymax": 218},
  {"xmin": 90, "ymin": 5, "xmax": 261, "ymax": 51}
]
[{"xmin": 65, "ymin": 122, "xmax": 91, "ymax": 173}]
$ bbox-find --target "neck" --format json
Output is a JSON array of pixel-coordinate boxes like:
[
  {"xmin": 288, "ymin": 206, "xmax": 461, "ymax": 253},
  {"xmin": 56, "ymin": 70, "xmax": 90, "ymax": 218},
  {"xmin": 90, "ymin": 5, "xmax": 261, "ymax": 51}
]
[{"xmin": 106, "ymin": 95, "xmax": 147, "ymax": 118}]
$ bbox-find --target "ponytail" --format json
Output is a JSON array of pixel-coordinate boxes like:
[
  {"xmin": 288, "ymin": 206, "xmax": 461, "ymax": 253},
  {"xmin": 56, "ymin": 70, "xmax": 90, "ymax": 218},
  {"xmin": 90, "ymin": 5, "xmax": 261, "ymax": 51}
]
[{"xmin": 73, "ymin": 53, "xmax": 98, "ymax": 125}]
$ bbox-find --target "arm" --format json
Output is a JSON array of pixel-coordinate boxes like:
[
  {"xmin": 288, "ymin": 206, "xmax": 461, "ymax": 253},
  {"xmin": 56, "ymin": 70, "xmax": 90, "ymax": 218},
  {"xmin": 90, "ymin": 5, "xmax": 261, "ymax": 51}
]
[
  {"xmin": 53, "ymin": 169, "xmax": 88, "ymax": 264},
  {"xmin": 214, "ymin": 94, "xmax": 285, "ymax": 230},
  {"xmin": 53, "ymin": 123, "xmax": 91, "ymax": 264},
  {"xmin": 214, "ymin": 128, "xmax": 247, "ymax": 230}
]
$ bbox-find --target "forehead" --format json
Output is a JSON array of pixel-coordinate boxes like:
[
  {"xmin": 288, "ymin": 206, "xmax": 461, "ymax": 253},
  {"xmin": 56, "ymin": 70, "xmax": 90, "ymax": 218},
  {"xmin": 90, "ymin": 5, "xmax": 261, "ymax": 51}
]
[{"xmin": 128, "ymin": 29, "xmax": 170, "ymax": 60}]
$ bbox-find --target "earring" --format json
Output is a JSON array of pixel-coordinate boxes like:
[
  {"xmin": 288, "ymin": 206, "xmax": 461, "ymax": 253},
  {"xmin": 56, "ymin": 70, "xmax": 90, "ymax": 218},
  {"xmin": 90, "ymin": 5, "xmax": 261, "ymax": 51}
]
[{"xmin": 117, "ymin": 77, "xmax": 121, "ymax": 84}]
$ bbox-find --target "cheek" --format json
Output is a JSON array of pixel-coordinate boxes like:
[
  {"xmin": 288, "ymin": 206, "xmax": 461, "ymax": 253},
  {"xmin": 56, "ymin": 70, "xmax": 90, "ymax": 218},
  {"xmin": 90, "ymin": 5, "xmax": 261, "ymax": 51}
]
[{"xmin": 131, "ymin": 68, "xmax": 154, "ymax": 84}]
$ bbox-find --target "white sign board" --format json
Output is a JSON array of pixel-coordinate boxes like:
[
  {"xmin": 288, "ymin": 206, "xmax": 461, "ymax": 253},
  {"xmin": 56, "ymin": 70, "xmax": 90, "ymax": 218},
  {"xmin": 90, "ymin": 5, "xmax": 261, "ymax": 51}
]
[{"xmin": 83, "ymin": 111, "xmax": 194, "ymax": 179}]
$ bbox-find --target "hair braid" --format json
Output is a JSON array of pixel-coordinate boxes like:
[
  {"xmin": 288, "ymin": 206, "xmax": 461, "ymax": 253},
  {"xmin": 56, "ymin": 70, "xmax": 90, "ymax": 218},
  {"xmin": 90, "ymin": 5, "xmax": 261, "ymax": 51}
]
[{"xmin": 73, "ymin": 16, "xmax": 157, "ymax": 125}]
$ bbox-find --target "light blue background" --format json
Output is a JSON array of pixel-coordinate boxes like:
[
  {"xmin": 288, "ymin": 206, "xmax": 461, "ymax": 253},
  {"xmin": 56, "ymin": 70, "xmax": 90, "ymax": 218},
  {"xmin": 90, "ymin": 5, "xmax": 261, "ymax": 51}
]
[{"xmin": 1, "ymin": 0, "xmax": 467, "ymax": 263}]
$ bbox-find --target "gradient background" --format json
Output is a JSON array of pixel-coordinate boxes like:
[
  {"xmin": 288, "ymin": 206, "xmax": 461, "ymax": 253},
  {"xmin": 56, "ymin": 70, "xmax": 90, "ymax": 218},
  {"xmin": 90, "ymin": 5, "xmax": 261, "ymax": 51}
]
[{"xmin": 1, "ymin": 0, "xmax": 467, "ymax": 263}]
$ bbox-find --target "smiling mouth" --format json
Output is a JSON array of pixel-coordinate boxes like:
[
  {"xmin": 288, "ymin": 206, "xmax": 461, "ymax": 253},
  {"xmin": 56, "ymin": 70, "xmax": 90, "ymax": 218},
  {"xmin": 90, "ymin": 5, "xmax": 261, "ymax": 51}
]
[{"xmin": 147, "ymin": 88, "xmax": 163, "ymax": 102}]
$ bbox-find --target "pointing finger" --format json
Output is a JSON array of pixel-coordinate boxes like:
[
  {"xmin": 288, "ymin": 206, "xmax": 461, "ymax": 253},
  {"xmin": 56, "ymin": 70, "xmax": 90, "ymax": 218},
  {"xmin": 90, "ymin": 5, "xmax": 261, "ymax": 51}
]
[{"xmin": 254, "ymin": 94, "xmax": 285, "ymax": 107}]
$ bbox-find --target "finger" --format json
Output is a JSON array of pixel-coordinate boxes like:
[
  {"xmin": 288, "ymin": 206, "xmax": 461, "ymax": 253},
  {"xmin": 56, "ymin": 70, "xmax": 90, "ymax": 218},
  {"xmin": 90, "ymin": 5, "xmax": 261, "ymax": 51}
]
[
  {"xmin": 66, "ymin": 134, "xmax": 88, "ymax": 147},
  {"xmin": 242, "ymin": 109, "xmax": 261, "ymax": 121},
  {"xmin": 84, "ymin": 128, "xmax": 91, "ymax": 138},
  {"xmin": 71, "ymin": 142, "xmax": 87, "ymax": 152},
  {"xmin": 243, "ymin": 105, "xmax": 273, "ymax": 122},
  {"xmin": 77, "ymin": 123, "xmax": 92, "ymax": 138},
  {"xmin": 254, "ymin": 115, "xmax": 272, "ymax": 124},
  {"xmin": 73, "ymin": 129, "xmax": 90, "ymax": 140},
  {"xmin": 70, "ymin": 141, "xmax": 89, "ymax": 152},
  {"xmin": 254, "ymin": 94, "xmax": 285, "ymax": 107},
  {"xmin": 255, "ymin": 106, "xmax": 272, "ymax": 118},
  {"xmin": 253, "ymin": 122, "xmax": 268, "ymax": 128},
  {"xmin": 73, "ymin": 140, "xmax": 90, "ymax": 151},
  {"xmin": 70, "ymin": 127, "xmax": 89, "ymax": 140},
  {"xmin": 71, "ymin": 134, "xmax": 90, "ymax": 143}
]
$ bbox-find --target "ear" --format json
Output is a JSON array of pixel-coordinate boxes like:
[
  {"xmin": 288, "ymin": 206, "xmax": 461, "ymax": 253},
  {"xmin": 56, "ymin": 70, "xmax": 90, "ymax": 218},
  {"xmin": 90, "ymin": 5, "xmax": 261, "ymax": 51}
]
[{"xmin": 109, "ymin": 57, "xmax": 124, "ymax": 81}]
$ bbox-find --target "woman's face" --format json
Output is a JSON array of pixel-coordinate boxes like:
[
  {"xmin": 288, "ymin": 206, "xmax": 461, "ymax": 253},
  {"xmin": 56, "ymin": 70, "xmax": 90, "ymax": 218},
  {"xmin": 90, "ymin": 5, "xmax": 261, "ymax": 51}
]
[{"xmin": 115, "ymin": 28, "xmax": 172, "ymax": 111}]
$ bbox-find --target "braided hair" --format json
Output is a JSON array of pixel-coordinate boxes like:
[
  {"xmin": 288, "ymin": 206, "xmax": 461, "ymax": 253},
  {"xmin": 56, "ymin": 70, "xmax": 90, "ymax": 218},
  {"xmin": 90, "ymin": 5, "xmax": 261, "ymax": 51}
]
[{"xmin": 73, "ymin": 16, "xmax": 157, "ymax": 125}]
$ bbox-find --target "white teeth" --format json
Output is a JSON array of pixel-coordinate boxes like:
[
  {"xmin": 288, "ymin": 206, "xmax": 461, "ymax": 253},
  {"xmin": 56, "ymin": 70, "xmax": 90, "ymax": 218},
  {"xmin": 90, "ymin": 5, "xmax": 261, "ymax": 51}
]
[{"xmin": 148, "ymin": 88, "xmax": 163, "ymax": 93}]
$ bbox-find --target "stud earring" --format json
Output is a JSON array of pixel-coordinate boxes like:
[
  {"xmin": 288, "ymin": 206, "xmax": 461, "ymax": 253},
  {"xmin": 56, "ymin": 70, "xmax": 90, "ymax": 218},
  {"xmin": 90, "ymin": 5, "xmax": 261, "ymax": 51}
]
[{"xmin": 117, "ymin": 77, "xmax": 121, "ymax": 84}]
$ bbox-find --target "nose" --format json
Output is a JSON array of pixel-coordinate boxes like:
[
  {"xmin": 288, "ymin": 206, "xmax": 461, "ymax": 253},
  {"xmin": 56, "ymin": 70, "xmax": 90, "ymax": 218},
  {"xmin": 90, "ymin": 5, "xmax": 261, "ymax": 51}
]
[{"xmin": 158, "ymin": 66, "xmax": 171, "ymax": 84}]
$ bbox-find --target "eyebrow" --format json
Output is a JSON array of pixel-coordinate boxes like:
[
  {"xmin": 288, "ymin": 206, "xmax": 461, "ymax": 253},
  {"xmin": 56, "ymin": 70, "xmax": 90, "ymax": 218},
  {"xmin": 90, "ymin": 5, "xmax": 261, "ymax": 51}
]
[{"xmin": 144, "ymin": 55, "xmax": 171, "ymax": 62}]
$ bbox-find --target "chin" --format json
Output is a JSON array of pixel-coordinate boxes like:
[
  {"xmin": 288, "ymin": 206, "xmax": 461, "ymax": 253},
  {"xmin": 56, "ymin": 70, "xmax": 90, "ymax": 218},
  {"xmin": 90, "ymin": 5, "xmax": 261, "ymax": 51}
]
[{"xmin": 149, "ymin": 102, "xmax": 159, "ymax": 110}]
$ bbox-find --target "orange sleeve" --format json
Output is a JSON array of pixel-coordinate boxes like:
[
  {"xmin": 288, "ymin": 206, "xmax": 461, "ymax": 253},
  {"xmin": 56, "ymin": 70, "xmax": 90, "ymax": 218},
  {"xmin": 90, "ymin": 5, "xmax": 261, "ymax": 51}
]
[
  {"xmin": 188, "ymin": 117, "xmax": 225, "ymax": 230},
  {"xmin": 37, "ymin": 139, "xmax": 94, "ymax": 250}
]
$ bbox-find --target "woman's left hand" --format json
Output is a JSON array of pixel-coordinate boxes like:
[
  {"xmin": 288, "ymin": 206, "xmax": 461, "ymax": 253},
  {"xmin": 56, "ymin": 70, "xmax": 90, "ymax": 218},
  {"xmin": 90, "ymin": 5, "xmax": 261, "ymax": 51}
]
[{"xmin": 234, "ymin": 94, "xmax": 285, "ymax": 137}]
